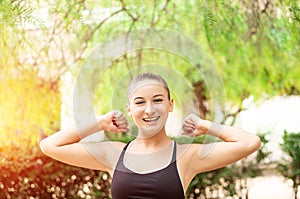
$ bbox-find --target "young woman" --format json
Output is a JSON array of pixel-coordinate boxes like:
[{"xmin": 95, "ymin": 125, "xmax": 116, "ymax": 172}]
[{"xmin": 40, "ymin": 72, "xmax": 261, "ymax": 198}]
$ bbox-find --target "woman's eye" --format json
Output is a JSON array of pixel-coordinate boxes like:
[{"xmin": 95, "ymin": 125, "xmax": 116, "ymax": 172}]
[
  {"xmin": 135, "ymin": 101, "xmax": 145, "ymax": 105},
  {"xmin": 153, "ymin": 99, "xmax": 163, "ymax": 103}
]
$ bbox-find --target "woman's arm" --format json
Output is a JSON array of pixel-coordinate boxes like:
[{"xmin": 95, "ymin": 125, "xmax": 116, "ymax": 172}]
[
  {"xmin": 39, "ymin": 110, "xmax": 129, "ymax": 173},
  {"xmin": 181, "ymin": 113, "xmax": 261, "ymax": 174}
]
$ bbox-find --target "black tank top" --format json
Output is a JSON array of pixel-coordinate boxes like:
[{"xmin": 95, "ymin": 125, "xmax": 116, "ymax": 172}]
[{"xmin": 111, "ymin": 141, "xmax": 185, "ymax": 199}]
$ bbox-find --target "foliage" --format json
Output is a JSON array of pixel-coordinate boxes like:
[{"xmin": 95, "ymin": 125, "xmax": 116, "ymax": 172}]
[
  {"xmin": 0, "ymin": 0, "xmax": 44, "ymax": 27},
  {"xmin": 86, "ymin": 0, "xmax": 300, "ymax": 118},
  {"xmin": 0, "ymin": 145, "xmax": 112, "ymax": 199},
  {"xmin": 278, "ymin": 131, "xmax": 300, "ymax": 198},
  {"xmin": 0, "ymin": 69, "xmax": 61, "ymax": 148},
  {"xmin": 0, "ymin": 0, "xmax": 61, "ymax": 148}
]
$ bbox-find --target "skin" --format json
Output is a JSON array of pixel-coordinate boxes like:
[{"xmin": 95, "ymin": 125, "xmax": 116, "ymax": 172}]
[{"xmin": 40, "ymin": 80, "xmax": 261, "ymax": 194}]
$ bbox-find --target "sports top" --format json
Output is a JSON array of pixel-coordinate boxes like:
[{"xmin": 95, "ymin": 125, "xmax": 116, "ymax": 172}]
[{"xmin": 111, "ymin": 141, "xmax": 185, "ymax": 199}]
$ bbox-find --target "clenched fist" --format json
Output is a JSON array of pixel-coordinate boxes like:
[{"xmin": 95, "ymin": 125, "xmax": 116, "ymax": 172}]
[
  {"xmin": 98, "ymin": 110, "xmax": 129, "ymax": 133},
  {"xmin": 181, "ymin": 113, "xmax": 210, "ymax": 137}
]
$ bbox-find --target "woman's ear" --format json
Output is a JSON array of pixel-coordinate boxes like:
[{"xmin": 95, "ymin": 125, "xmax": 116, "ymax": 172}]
[
  {"xmin": 126, "ymin": 103, "xmax": 132, "ymax": 116},
  {"xmin": 169, "ymin": 99, "xmax": 174, "ymax": 112}
]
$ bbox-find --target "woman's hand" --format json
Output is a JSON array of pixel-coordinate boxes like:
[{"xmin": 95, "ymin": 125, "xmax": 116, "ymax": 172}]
[
  {"xmin": 181, "ymin": 113, "xmax": 210, "ymax": 137},
  {"xmin": 98, "ymin": 110, "xmax": 129, "ymax": 133}
]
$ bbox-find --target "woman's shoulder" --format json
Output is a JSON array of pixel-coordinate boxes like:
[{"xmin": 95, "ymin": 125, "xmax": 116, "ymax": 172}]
[
  {"xmin": 175, "ymin": 142, "xmax": 204, "ymax": 159},
  {"xmin": 107, "ymin": 140, "xmax": 127, "ymax": 148},
  {"xmin": 89, "ymin": 141, "xmax": 128, "ymax": 175},
  {"xmin": 93, "ymin": 140, "xmax": 128, "ymax": 156}
]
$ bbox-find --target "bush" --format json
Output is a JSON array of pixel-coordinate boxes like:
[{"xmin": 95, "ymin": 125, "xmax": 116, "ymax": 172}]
[
  {"xmin": 278, "ymin": 130, "xmax": 300, "ymax": 199},
  {"xmin": 0, "ymin": 145, "xmax": 112, "ymax": 199}
]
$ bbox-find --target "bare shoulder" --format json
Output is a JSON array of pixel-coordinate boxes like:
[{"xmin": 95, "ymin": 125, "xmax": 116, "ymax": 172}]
[
  {"xmin": 109, "ymin": 141, "xmax": 127, "ymax": 149},
  {"xmin": 175, "ymin": 142, "xmax": 205, "ymax": 168},
  {"xmin": 176, "ymin": 142, "xmax": 204, "ymax": 158},
  {"xmin": 82, "ymin": 141, "xmax": 126, "ymax": 166},
  {"xmin": 101, "ymin": 141, "xmax": 127, "ymax": 176},
  {"xmin": 92, "ymin": 140, "xmax": 126, "ymax": 150},
  {"xmin": 175, "ymin": 142, "xmax": 205, "ymax": 191}
]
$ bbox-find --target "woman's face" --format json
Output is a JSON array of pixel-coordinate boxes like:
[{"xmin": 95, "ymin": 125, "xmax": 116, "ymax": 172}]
[{"xmin": 127, "ymin": 80, "xmax": 174, "ymax": 138}]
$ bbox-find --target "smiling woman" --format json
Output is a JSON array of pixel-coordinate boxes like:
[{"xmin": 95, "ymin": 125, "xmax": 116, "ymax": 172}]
[
  {"xmin": 40, "ymin": 72, "xmax": 261, "ymax": 199},
  {"xmin": 126, "ymin": 73, "xmax": 174, "ymax": 139}
]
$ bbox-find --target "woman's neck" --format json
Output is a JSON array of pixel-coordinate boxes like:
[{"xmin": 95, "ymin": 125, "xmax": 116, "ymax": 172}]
[{"xmin": 134, "ymin": 128, "xmax": 171, "ymax": 149}]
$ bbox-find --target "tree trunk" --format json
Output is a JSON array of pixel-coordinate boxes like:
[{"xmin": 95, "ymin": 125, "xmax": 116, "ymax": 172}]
[{"xmin": 193, "ymin": 80, "xmax": 208, "ymax": 119}]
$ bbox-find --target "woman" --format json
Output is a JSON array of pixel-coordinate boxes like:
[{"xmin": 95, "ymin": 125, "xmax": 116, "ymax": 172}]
[{"xmin": 40, "ymin": 72, "xmax": 261, "ymax": 198}]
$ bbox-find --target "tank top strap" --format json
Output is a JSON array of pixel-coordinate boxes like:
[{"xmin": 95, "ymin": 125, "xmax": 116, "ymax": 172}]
[
  {"xmin": 118, "ymin": 141, "xmax": 131, "ymax": 162},
  {"xmin": 123, "ymin": 141, "xmax": 131, "ymax": 151},
  {"xmin": 171, "ymin": 141, "xmax": 177, "ymax": 163}
]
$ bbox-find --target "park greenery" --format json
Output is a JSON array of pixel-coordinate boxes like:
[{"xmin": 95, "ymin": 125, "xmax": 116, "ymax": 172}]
[{"xmin": 0, "ymin": 0, "xmax": 299, "ymax": 198}]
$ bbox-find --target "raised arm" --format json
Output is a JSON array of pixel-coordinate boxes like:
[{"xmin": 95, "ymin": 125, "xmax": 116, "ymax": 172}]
[
  {"xmin": 181, "ymin": 113, "xmax": 261, "ymax": 174},
  {"xmin": 39, "ymin": 110, "xmax": 129, "ymax": 174}
]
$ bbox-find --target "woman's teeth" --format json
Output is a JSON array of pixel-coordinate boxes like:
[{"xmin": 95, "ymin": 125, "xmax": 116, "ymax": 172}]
[{"xmin": 143, "ymin": 117, "xmax": 160, "ymax": 122}]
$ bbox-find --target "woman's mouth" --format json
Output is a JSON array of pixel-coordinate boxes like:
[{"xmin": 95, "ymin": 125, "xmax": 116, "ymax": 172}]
[{"xmin": 142, "ymin": 116, "xmax": 160, "ymax": 122}]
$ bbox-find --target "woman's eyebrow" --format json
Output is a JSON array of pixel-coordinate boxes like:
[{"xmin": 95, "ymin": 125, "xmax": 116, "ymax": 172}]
[
  {"xmin": 133, "ymin": 94, "xmax": 164, "ymax": 101},
  {"xmin": 153, "ymin": 94, "xmax": 164, "ymax": 98},
  {"xmin": 133, "ymin": 97, "xmax": 144, "ymax": 100}
]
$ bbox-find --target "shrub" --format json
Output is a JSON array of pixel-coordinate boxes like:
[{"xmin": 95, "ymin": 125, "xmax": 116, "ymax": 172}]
[
  {"xmin": 278, "ymin": 130, "xmax": 300, "ymax": 199},
  {"xmin": 0, "ymin": 145, "xmax": 112, "ymax": 199}
]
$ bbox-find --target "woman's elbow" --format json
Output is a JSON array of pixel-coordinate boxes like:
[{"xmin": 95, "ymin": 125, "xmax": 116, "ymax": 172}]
[
  {"xmin": 248, "ymin": 134, "xmax": 261, "ymax": 153},
  {"xmin": 39, "ymin": 138, "xmax": 54, "ymax": 156},
  {"xmin": 39, "ymin": 139, "xmax": 47, "ymax": 154}
]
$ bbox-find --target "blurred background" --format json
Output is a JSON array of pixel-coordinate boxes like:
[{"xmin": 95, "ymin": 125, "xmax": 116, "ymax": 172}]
[{"xmin": 0, "ymin": 0, "xmax": 299, "ymax": 198}]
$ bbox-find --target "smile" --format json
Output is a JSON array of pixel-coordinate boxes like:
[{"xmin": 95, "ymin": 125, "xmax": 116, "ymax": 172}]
[{"xmin": 142, "ymin": 116, "xmax": 160, "ymax": 122}]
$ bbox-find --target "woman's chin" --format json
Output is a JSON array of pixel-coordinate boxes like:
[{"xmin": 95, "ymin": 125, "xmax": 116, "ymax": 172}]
[{"xmin": 138, "ymin": 126, "xmax": 164, "ymax": 138}]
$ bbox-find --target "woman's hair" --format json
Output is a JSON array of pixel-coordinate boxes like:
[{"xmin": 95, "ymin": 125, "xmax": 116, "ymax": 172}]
[{"xmin": 127, "ymin": 72, "xmax": 170, "ymax": 99}]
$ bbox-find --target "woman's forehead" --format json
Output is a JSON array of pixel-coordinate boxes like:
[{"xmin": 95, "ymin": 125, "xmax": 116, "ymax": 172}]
[{"xmin": 128, "ymin": 80, "xmax": 167, "ymax": 99}]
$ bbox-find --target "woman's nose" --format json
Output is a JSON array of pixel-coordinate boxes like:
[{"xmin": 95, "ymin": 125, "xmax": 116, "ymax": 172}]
[{"xmin": 144, "ymin": 102, "xmax": 154, "ymax": 114}]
